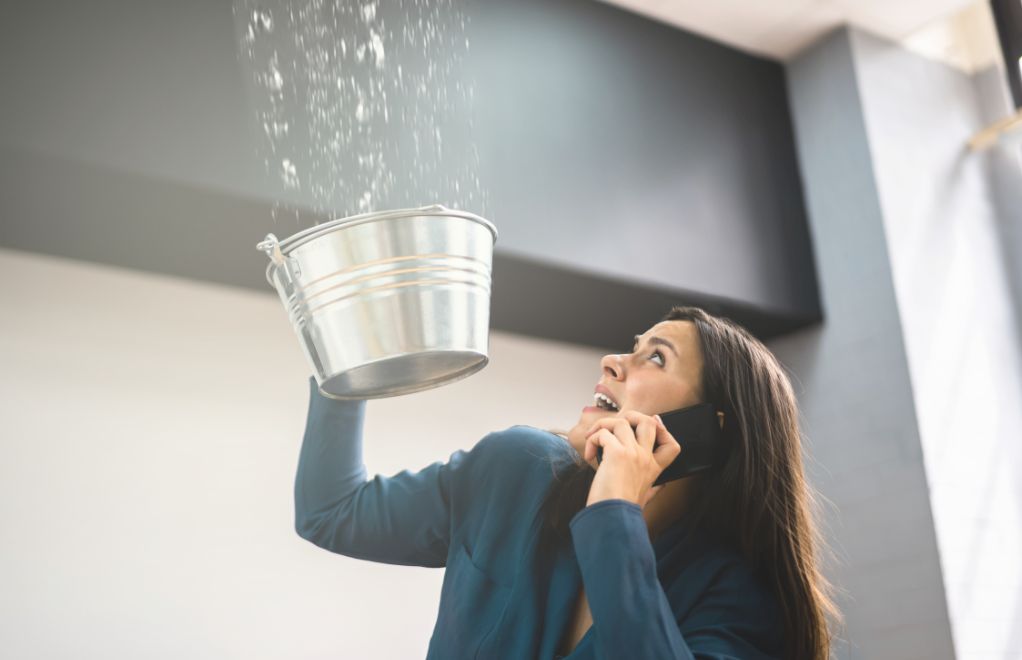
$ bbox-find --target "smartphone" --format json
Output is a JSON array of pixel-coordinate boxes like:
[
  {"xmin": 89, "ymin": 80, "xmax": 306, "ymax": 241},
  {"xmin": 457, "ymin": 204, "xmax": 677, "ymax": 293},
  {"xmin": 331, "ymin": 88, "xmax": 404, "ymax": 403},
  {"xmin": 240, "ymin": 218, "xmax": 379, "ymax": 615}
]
[{"xmin": 595, "ymin": 403, "xmax": 730, "ymax": 486}]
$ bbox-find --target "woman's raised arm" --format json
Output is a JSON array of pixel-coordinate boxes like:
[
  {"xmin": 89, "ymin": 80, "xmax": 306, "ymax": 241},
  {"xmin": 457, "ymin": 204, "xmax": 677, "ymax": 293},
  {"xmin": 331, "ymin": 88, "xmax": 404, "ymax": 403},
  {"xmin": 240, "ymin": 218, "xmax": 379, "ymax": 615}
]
[{"xmin": 294, "ymin": 376, "xmax": 478, "ymax": 567}]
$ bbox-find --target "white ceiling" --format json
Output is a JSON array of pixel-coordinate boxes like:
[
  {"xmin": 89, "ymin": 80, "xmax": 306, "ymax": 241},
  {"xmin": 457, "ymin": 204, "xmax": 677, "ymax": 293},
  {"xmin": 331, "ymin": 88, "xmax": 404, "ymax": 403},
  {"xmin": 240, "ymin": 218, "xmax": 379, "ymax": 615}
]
[{"xmin": 596, "ymin": 0, "xmax": 1000, "ymax": 69}]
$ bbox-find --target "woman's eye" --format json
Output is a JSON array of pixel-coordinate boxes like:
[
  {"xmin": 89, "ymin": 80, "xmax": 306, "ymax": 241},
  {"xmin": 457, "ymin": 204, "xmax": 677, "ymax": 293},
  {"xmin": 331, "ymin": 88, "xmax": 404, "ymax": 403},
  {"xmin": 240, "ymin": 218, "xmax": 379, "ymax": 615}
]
[{"xmin": 649, "ymin": 350, "xmax": 665, "ymax": 366}]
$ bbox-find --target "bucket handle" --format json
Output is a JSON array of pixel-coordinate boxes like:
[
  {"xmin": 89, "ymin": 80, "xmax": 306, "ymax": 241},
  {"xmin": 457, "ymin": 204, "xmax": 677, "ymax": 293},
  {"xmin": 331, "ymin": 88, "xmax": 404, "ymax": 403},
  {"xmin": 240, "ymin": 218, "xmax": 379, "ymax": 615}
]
[
  {"xmin": 256, "ymin": 233, "xmax": 286, "ymax": 267},
  {"xmin": 257, "ymin": 233, "xmax": 303, "ymax": 286}
]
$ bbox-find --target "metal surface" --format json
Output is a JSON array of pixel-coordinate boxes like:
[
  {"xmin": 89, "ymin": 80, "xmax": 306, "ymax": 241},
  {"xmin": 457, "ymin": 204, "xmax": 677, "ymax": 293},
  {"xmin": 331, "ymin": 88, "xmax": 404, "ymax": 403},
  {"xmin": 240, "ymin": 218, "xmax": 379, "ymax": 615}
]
[{"xmin": 258, "ymin": 204, "xmax": 498, "ymax": 400}]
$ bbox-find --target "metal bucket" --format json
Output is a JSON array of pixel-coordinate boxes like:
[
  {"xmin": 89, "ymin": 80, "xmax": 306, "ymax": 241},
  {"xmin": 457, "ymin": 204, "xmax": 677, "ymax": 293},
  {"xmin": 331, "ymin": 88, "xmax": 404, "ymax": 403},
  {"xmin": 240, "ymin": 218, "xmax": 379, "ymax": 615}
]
[{"xmin": 257, "ymin": 204, "xmax": 498, "ymax": 400}]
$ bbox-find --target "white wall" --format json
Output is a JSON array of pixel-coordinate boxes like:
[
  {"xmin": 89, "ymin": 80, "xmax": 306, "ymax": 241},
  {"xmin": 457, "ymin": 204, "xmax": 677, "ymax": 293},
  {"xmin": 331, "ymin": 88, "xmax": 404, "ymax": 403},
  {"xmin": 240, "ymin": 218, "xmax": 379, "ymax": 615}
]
[{"xmin": 0, "ymin": 247, "xmax": 608, "ymax": 659}]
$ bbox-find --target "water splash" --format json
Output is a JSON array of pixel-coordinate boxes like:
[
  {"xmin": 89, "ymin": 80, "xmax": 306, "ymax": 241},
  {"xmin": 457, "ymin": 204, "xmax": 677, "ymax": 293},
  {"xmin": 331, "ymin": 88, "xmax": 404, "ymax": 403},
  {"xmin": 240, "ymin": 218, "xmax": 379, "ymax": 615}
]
[{"xmin": 234, "ymin": 0, "xmax": 488, "ymax": 226}]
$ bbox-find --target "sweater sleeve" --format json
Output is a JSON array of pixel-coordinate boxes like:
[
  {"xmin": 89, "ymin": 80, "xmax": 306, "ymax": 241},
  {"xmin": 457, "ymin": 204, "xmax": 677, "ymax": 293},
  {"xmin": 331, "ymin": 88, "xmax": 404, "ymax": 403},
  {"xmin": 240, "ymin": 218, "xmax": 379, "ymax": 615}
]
[
  {"xmin": 569, "ymin": 499, "xmax": 781, "ymax": 660},
  {"xmin": 294, "ymin": 376, "xmax": 478, "ymax": 568}
]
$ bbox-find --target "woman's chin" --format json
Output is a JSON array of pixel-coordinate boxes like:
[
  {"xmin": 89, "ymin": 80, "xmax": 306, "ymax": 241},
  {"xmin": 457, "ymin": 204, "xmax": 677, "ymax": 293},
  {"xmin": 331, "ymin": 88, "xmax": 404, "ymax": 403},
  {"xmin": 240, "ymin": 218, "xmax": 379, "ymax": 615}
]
[
  {"xmin": 573, "ymin": 408, "xmax": 599, "ymax": 435},
  {"xmin": 569, "ymin": 409, "xmax": 613, "ymax": 455},
  {"xmin": 580, "ymin": 405, "xmax": 617, "ymax": 418}
]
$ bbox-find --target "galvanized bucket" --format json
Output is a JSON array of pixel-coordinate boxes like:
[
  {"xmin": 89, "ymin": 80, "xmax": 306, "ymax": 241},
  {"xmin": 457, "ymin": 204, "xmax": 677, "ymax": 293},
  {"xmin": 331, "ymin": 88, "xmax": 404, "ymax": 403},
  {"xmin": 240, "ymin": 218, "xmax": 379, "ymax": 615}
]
[{"xmin": 257, "ymin": 204, "xmax": 498, "ymax": 400}]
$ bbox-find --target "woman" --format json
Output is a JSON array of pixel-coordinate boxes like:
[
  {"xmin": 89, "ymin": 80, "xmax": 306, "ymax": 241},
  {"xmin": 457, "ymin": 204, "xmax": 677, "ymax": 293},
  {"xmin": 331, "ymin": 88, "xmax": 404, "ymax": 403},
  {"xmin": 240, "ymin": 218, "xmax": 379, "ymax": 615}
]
[{"xmin": 294, "ymin": 305, "xmax": 844, "ymax": 659}]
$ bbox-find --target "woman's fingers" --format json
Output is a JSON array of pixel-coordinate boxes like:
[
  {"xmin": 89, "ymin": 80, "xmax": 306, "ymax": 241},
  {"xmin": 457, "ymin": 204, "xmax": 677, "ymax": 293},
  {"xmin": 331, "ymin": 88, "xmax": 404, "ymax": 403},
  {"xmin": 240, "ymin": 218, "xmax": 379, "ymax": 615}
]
[
  {"xmin": 585, "ymin": 413, "xmax": 657, "ymax": 457},
  {"xmin": 618, "ymin": 411, "xmax": 657, "ymax": 453},
  {"xmin": 648, "ymin": 415, "xmax": 681, "ymax": 470},
  {"xmin": 586, "ymin": 411, "xmax": 681, "ymax": 472},
  {"xmin": 640, "ymin": 412, "xmax": 681, "ymax": 468},
  {"xmin": 586, "ymin": 412, "xmax": 657, "ymax": 452},
  {"xmin": 584, "ymin": 428, "xmax": 621, "ymax": 466}
]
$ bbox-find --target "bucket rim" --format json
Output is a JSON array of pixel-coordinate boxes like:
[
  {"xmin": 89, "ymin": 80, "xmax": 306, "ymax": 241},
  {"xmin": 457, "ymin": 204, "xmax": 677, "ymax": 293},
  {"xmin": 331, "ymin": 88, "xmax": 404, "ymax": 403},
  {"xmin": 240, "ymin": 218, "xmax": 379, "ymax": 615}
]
[
  {"xmin": 258, "ymin": 204, "xmax": 496, "ymax": 287},
  {"xmin": 268, "ymin": 204, "xmax": 495, "ymax": 255}
]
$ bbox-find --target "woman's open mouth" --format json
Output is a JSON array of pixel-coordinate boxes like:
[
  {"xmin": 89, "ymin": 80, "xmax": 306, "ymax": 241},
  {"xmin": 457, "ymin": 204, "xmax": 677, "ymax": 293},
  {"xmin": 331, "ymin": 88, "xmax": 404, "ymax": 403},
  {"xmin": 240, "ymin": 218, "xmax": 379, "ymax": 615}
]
[
  {"xmin": 582, "ymin": 391, "xmax": 620, "ymax": 414},
  {"xmin": 593, "ymin": 392, "xmax": 620, "ymax": 411}
]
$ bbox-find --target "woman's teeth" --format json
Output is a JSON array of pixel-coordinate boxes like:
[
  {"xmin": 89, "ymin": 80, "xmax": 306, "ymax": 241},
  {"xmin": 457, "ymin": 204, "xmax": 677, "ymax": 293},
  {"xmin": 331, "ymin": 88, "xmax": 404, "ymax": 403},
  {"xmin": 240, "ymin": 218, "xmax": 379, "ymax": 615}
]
[{"xmin": 593, "ymin": 393, "xmax": 619, "ymax": 411}]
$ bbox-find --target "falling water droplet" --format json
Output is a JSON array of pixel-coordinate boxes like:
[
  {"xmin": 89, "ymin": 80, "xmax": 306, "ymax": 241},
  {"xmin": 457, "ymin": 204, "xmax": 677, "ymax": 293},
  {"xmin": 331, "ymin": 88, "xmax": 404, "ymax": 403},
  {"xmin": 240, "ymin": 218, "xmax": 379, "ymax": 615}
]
[
  {"xmin": 281, "ymin": 158, "xmax": 299, "ymax": 188},
  {"xmin": 252, "ymin": 8, "xmax": 273, "ymax": 33},
  {"xmin": 264, "ymin": 121, "xmax": 289, "ymax": 138},
  {"xmin": 267, "ymin": 52, "xmax": 284, "ymax": 92},
  {"xmin": 369, "ymin": 30, "xmax": 385, "ymax": 68}
]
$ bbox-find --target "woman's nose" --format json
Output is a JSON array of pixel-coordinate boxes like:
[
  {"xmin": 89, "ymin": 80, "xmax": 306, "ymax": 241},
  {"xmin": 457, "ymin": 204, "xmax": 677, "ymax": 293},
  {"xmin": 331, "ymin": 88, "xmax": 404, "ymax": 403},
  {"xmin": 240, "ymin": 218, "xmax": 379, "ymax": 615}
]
[{"xmin": 600, "ymin": 353, "xmax": 624, "ymax": 379}]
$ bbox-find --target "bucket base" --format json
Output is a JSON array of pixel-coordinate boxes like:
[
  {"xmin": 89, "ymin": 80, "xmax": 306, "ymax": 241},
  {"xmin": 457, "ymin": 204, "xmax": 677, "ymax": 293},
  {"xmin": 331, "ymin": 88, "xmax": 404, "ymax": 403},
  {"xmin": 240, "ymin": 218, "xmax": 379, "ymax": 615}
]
[{"xmin": 317, "ymin": 350, "xmax": 489, "ymax": 400}]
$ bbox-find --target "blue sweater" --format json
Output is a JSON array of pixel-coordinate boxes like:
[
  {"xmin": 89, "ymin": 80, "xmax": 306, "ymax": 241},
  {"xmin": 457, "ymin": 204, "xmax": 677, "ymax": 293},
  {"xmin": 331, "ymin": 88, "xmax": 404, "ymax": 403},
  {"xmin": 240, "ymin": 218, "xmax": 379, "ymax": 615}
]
[{"xmin": 295, "ymin": 377, "xmax": 784, "ymax": 659}]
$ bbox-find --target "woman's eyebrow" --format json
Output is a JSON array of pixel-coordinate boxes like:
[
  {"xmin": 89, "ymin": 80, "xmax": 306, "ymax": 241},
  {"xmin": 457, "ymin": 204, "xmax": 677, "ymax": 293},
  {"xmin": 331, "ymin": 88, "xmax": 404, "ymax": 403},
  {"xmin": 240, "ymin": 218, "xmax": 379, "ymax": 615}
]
[{"xmin": 633, "ymin": 334, "xmax": 679, "ymax": 357}]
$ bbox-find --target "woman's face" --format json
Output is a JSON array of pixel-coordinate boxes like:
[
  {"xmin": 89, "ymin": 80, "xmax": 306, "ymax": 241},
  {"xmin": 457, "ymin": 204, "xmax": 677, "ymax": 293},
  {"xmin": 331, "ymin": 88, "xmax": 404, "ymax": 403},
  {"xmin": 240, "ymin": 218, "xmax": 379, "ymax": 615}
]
[{"xmin": 566, "ymin": 320, "xmax": 705, "ymax": 456}]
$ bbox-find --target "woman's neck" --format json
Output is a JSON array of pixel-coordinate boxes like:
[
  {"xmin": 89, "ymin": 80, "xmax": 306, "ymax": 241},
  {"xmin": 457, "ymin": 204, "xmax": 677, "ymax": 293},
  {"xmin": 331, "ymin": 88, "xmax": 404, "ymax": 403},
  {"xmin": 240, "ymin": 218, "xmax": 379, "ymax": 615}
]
[{"xmin": 643, "ymin": 476, "xmax": 700, "ymax": 542}]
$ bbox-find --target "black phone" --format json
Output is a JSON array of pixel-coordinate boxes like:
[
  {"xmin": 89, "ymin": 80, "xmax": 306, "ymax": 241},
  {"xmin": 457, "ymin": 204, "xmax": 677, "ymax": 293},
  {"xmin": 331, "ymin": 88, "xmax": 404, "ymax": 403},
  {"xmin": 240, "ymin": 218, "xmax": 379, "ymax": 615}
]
[{"xmin": 595, "ymin": 403, "xmax": 730, "ymax": 486}]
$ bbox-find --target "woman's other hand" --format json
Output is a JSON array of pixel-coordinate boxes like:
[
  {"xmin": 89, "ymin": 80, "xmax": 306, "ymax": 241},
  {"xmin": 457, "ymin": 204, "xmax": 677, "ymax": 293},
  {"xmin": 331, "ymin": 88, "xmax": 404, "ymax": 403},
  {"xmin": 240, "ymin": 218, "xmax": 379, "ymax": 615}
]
[{"xmin": 582, "ymin": 410, "xmax": 681, "ymax": 509}]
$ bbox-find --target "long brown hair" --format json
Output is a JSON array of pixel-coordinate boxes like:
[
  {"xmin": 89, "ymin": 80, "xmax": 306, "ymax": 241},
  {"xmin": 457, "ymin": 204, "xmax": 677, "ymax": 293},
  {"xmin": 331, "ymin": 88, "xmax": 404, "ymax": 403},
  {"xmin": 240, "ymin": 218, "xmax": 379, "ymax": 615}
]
[{"xmin": 537, "ymin": 305, "xmax": 845, "ymax": 659}]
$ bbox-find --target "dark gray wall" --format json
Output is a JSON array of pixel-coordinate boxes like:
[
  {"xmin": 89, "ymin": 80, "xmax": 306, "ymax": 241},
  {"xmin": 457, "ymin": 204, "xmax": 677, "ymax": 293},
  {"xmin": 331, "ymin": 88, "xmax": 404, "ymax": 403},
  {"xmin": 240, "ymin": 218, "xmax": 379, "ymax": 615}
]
[
  {"xmin": 471, "ymin": 0, "xmax": 820, "ymax": 320},
  {"xmin": 0, "ymin": 0, "xmax": 821, "ymax": 349}
]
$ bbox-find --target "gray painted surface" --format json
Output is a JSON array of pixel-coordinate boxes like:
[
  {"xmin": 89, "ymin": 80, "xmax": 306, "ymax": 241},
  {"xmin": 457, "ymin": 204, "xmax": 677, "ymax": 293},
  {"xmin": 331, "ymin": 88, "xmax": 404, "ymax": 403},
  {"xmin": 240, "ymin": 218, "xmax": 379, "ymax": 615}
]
[
  {"xmin": 0, "ymin": 0, "xmax": 821, "ymax": 351},
  {"xmin": 468, "ymin": 0, "xmax": 819, "ymax": 318},
  {"xmin": 0, "ymin": 0, "xmax": 261, "ymax": 197},
  {"xmin": 770, "ymin": 27, "xmax": 955, "ymax": 659}
]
